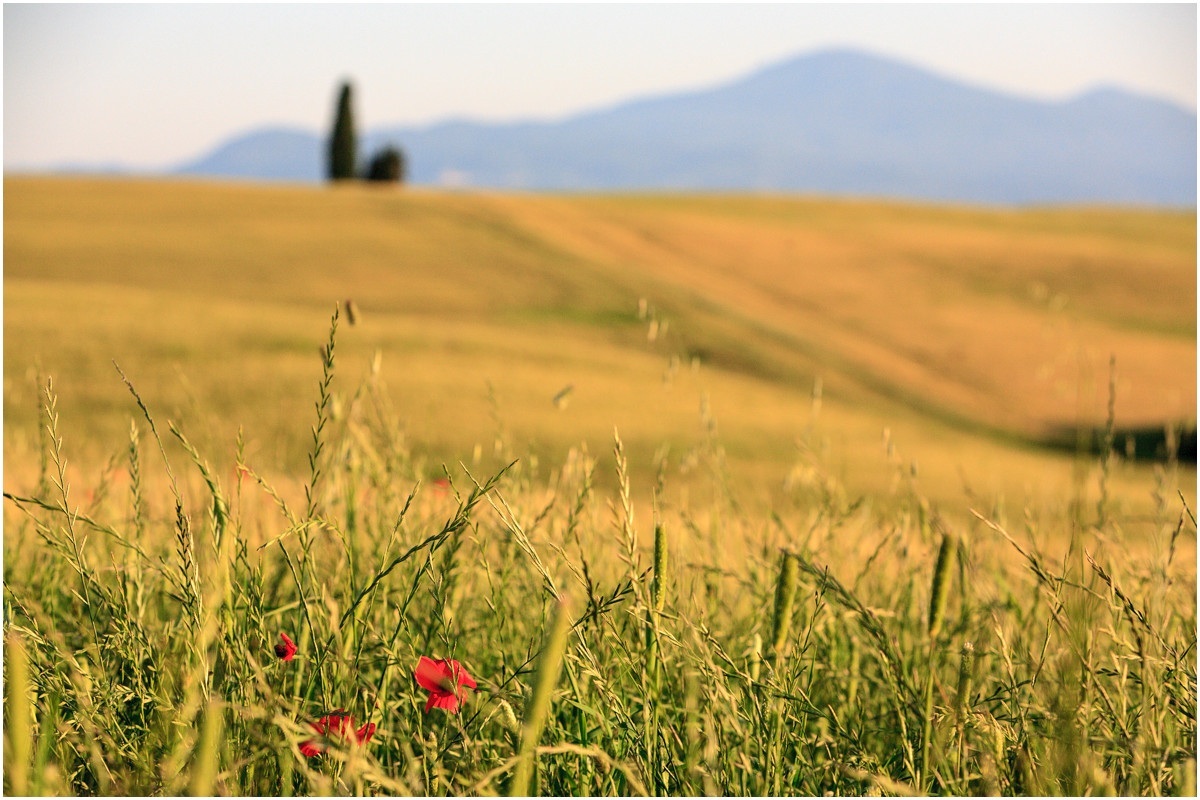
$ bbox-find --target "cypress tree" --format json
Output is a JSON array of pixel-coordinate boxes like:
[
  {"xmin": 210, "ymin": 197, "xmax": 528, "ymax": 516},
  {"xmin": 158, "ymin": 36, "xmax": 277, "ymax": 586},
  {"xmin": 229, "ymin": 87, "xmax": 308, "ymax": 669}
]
[{"xmin": 327, "ymin": 82, "xmax": 357, "ymax": 181}]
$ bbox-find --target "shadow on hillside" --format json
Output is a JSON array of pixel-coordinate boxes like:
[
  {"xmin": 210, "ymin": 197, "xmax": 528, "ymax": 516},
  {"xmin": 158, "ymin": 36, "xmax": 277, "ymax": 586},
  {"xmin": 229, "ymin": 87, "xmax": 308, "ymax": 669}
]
[{"xmin": 1042, "ymin": 423, "xmax": 1197, "ymax": 465}]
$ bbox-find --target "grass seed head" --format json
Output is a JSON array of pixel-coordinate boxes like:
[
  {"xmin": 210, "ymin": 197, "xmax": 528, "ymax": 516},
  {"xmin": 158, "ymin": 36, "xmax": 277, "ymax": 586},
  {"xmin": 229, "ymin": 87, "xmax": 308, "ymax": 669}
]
[
  {"xmin": 770, "ymin": 551, "xmax": 800, "ymax": 663},
  {"xmin": 928, "ymin": 530, "xmax": 956, "ymax": 638}
]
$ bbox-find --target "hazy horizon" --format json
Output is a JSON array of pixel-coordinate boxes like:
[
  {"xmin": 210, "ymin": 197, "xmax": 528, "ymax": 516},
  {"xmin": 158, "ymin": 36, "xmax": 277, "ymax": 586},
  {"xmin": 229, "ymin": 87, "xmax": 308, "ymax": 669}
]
[{"xmin": 4, "ymin": 4, "xmax": 1195, "ymax": 172}]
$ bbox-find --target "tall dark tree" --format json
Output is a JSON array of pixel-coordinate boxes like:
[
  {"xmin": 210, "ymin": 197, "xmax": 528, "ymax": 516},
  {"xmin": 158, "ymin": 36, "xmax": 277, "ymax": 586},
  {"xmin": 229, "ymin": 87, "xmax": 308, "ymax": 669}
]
[
  {"xmin": 327, "ymin": 82, "xmax": 357, "ymax": 181},
  {"xmin": 364, "ymin": 145, "xmax": 407, "ymax": 184}
]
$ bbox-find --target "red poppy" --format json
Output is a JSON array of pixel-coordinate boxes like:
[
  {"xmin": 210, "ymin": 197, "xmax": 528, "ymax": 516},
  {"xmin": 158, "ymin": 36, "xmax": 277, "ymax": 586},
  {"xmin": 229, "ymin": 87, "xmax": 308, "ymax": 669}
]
[
  {"xmin": 274, "ymin": 632, "xmax": 297, "ymax": 661},
  {"xmin": 431, "ymin": 477, "xmax": 451, "ymax": 497},
  {"xmin": 414, "ymin": 656, "xmax": 477, "ymax": 714},
  {"xmin": 298, "ymin": 711, "xmax": 376, "ymax": 757}
]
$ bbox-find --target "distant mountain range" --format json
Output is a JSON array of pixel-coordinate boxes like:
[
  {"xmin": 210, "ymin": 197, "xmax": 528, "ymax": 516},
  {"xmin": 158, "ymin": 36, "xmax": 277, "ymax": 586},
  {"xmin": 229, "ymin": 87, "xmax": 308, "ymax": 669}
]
[{"xmin": 167, "ymin": 48, "xmax": 1194, "ymax": 205}]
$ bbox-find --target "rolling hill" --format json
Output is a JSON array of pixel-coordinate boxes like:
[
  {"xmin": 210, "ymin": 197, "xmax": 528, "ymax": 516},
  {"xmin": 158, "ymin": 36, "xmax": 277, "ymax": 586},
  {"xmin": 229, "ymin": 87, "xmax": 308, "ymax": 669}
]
[
  {"xmin": 172, "ymin": 48, "xmax": 1197, "ymax": 205},
  {"xmin": 4, "ymin": 177, "xmax": 1195, "ymax": 514}
]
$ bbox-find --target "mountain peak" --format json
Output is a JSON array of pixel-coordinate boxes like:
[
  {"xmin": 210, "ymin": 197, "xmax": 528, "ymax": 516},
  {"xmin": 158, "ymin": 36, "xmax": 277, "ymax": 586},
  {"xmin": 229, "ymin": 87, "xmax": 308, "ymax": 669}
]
[{"xmin": 172, "ymin": 48, "xmax": 1195, "ymax": 205}]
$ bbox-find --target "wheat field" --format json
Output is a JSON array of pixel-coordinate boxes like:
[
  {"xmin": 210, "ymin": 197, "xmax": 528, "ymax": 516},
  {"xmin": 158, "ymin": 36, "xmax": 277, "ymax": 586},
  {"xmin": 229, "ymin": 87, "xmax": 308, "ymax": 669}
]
[{"xmin": 3, "ymin": 177, "xmax": 1195, "ymax": 795}]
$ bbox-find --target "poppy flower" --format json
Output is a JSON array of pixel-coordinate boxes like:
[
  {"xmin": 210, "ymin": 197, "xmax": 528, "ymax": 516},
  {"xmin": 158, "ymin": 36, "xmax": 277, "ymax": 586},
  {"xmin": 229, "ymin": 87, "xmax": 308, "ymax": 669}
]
[
  {"xmin": 431, "ymin": 477, "xmax": 451, "ymax": 497},
  {"xmin": 274, "ymin": 632, "xmax": 297, "ymax": 662},
  {"xmin": 298, "ymin": 711, "xmax": 376, "ymax": 758},
  {"xmin": 414, "ymin": 656, "xmax": 477, "ymax": 714}
]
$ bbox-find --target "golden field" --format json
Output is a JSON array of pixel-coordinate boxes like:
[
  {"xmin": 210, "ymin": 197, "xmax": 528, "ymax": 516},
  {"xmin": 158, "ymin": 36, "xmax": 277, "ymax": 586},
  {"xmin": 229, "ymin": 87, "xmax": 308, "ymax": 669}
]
[
  {"xmin": 2, "ymin": 176, "xmax": 1196, "ymax": 797},
  {"xmin": 3, "ymin": 176, "xmax": 1195, "ymax": 525}
]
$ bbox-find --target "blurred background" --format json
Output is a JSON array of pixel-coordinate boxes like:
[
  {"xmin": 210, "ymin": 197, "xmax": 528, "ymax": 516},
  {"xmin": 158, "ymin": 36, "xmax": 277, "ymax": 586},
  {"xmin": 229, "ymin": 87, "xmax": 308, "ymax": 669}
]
[{"xmin": 4, "ymin": 3, "xmax": 1196, "ymax": 520}]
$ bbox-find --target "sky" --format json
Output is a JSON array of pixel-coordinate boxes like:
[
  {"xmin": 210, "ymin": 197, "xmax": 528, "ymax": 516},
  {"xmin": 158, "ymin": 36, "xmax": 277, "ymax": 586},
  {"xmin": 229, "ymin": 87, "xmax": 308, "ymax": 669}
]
[{"xmin": 4, "ymin": 3, "xmax": 1196, "ymax": 171}]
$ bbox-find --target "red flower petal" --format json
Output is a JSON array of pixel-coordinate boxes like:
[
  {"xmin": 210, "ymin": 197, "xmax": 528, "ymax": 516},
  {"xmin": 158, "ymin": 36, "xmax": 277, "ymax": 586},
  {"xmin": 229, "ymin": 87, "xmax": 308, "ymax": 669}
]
[
  {"xmin": 274, "ymin": 632, "xmax": 297, "ymax": 661},
  {"xmin": 452, "ymin": 663, "xmax": 478, "ymax": 691},
  {"xmin": 325, "ymin": 714, "xmax": 352, "ymax": 737},
  {"xmin": 415, "ymin": 656, "xmax": 476, "ymax": 714},
  {"xmin": 427, "ymin": 691, "xmax": 462, "ymax": 713},
  {"xmin": 299, "ymin": 711, "xmax": 374, "ymax": 756},
  {"xmin": 414, "ymin": 656, "xmax": 452, "ymax": 692}
]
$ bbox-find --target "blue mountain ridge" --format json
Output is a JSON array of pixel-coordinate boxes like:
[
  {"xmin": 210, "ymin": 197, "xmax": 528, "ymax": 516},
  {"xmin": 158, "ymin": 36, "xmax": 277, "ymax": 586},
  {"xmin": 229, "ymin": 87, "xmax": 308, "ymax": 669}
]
[{"xmin": 172, "ymin": 48, "xmax": 1196, "ymax": 205}]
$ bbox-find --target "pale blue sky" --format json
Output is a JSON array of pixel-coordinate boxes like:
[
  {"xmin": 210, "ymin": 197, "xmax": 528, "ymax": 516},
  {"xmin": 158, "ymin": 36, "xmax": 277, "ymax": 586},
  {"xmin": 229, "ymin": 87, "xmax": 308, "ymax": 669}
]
[{"xmin": 4, "ymin": 3, "xmax": 1196, "ymax": 170}]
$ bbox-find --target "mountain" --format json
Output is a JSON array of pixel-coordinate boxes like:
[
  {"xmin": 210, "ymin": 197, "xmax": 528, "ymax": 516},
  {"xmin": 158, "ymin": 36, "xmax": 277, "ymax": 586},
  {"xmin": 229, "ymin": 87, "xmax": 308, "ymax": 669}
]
[
  {"xmin": 173, "ymin": 48, "xmax": 1196, "ymax": 205},
  {"xmin": 175, "ymin": 127, "xmax": 322, "ymax": 182}
]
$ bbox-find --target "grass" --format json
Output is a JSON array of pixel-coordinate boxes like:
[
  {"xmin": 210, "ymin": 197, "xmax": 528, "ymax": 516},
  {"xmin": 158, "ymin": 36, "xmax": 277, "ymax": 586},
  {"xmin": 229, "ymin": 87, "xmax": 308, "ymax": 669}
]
[
  {"xmin": 3, "ymin": 177, "xmax": 1196, "ymax": 795},
  {"xmin": 3, "ymin": 308, "xmax": 1195, "ymax": 795}
]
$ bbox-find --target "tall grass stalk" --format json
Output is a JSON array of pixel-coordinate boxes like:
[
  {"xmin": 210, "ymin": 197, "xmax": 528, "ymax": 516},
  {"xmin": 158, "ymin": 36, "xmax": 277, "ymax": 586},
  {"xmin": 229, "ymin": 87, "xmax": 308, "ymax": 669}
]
[
  {"xmin": 189, "ymin": 698, "xmax": 225, "ymax": 797},
  {"xmin": 510, "ymin": 596, "xmax": 574, "ymax": 797},
  {"xmin": 612, "ymin": 429, "xmax": 639, "ymax": 582},
  {"xmin": 768, "ymin": 550, "xmax": 799, "ymax": 666},
  {"xmin": 1097, "ymin": 354, "xmax": 1118, "ymax": 530},
  {"xmin": 764, "ymin": 550, "xmax": 799, "ymax": 794},
  {"xmin": 5, "ymin": 631, "xmax": 33, "ymax": 796},
  {"xmin": 42, "ymin": 379, "xmax": 103, "ymax": 642},
  {"xmin": 953, "ymin": 641, "xmax": 975, "ymax": 783},
  {"xmin": 919, "ymin": 529, "xmax": 957, "ymax": 791}
]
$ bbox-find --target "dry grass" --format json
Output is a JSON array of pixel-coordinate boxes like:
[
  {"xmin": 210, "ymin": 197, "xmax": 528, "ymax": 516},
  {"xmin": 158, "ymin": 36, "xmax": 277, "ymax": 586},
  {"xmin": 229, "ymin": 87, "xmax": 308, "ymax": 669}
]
[
  {"xmin": 2, "ymin": 174, "xmax": 1195, "ymax": 795},
  {"xmin": 4, "ymin": 176, "xmax": 1194, "ymax": 522},
  {"xmin": 1, "ymin": 308, "xmax": 1194, "ymax": 795}
]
